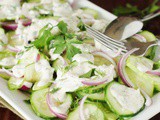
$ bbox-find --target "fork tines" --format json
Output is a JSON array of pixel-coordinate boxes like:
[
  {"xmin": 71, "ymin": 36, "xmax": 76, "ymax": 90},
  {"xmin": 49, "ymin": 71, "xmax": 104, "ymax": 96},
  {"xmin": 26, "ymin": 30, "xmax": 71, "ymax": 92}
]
[{"xmin": 86, "ymin": 25, "xmax": 127, "ymax": 54}]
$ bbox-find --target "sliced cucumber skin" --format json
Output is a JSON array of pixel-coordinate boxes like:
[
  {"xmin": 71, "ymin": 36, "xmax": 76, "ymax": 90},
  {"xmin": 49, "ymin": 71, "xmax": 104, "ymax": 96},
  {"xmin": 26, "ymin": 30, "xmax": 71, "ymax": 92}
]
[
  {"xmin": 126, "ymin": 56, "xmax": 154, "ymax": 97},
  {"xmin": 105, "ymin": 82, "xmax": 145, "ymax": 117},
  {"xmin": 67, "ymin": 103, "xmax": 105, "ymax": 120},
  {"xmin": 30, "ymin": 88, "xmax": 56, "ymax": 119},
  {"xmin": 139, "ymin": 31, "xmax": 156, "ymax": 42},
  {"xmin": 8, "ymin": 77, "xmax": 24, "ymax": 90},
  {"xmin": 94, "ymin": 54, "xmax": 112, "ymax": 66}
]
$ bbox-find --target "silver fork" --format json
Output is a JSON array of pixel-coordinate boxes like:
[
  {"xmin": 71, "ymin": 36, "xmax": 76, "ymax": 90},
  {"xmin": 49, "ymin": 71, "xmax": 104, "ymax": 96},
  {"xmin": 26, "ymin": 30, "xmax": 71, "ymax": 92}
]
[
  {"xmin": 86, "ymin": 25, "xmax": 127, "ymax": 54},
  {"xmin": 86, "ymin": 25, "xmax": 160, "ymax": 56}
]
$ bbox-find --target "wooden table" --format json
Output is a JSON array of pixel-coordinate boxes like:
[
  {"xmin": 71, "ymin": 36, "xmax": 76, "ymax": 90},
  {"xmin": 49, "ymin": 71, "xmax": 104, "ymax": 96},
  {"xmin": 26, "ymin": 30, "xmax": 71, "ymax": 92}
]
[{"xmin": 1, "ymin": 0, "xmax": 160, "ymax": 120}]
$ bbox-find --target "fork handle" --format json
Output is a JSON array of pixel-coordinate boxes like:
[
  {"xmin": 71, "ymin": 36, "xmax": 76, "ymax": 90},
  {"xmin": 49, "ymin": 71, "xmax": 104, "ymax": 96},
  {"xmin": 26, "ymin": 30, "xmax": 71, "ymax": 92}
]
[{"xmin": 141, "ymin": 10, "xmax": 160, "ymax": 22}]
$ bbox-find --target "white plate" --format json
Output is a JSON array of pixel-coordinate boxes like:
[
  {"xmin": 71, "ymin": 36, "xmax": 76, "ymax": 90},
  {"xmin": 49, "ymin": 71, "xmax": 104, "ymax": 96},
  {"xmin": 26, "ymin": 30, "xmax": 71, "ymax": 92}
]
[{"xmin": 0, "ymin": 0, "xmax": 160, "ymax": 120}]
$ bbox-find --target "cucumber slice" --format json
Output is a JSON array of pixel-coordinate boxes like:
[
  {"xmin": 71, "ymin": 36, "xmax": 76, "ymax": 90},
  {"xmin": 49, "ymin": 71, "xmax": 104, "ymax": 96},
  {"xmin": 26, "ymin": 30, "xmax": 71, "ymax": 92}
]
[
  {"xmin": 105, "ymin": 82, "xmax": 145, "ymax": 117},
  {"xmin": 94, "ymin": 54, "xmax": 112, "ymax": 66},
  {"xmin": 78, "ymin": 83, "xmax": 107, "ymax": 93},
  {"xmin": 67, "ymin": 103, "xmax": 105, "ymax": 120},
  {"xmin": 8, "ymin": 77, "xmax": 24, "ymax": 90},
  {"xmin": 95, "ymin": 103, "xmax": 119, "ymax": 120},
  {"xmin": 126, "ymin": 56, "xmax": 154, "ymax": 96},
  {"xmin": 24, "ymin": 63, "xmax": 39, "ymax": 82},
  {"xmin": 82, "ymin": 8, "xmax": 99, "ymax": 19},
  {"xmin": 0, "ymin": 51, "xmax": 15, "ymax": 60},
  {"xmin": 32, "ymin": 81, "xmax": 51, "ymax": 91},
  {"xmin": 18, "ymin": 47, "xmax": 39, "ymax": 65},
  {"xmin": 30, "ymin": 88, "xmax": 56, "ymax": 119},
  {"xmin": 126, "ymin": 67, "xmax": 154, "ymax": 97},
  {"xmin": 0, "ymin": 72, "xmax": 10, "ymax": 80},
  {"xmin": 77, "ymin": 91, "xmax": 105, "ymax": 101},
  {"xmin": 26, "ymin": 0, "xmax": 40, "ymax": 3},
  {"xmin": 0, "ymin": 28, "xmax": 5, "ymax": 35},
  {"xmin": 6, "ymin": 31, "xmax": 24, "ymax": 46},
  {"xmin": 139, "ymin": 31, "xmax": 156, "ymax": 42}
]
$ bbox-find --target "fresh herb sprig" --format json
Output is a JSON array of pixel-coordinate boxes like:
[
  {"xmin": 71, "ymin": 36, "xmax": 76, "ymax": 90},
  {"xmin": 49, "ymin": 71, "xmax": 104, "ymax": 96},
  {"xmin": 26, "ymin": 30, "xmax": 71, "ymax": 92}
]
[{"xmin": 33, "ymin": 21, "xmax": 82, "ymax": 61}]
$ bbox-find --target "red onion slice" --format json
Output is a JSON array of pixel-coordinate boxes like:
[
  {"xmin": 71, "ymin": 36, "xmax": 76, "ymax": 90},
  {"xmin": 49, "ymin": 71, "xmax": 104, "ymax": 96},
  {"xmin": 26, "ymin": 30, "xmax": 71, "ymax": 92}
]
[
  {"xmin": 132, "ymin": 34, "xmax": 147, "ymax": 42},
  {"xmin": 1, "ymin": 22, "xmax": 18, "ymax": 31},
  {"xmin": 79, "ymin": 95, "xmax": 88, "ymax": 120},
  {"xmin": 7, "ymin": 45, "xmax": 21, "ymax": 53},
  {"xmin": 146, "ymin": 70, "xmax": 160, "ymax": 76},
  {"xmin": 21, "ymin": 19, "xmax": 32, "ymax": 26},
  {"xmin": 46, "ymin": 92, "xmax": 67, "ymax": 119},
  {"xmin": 118, "ymin": 48, "xmax": 139, "ymax": 87},
  {"xmin": 36, "ymin": 54, "xmax": 41, "ymax": 62},
  {"xmin": 20, "ymin": 81, "xmax": 33, "ymax": 91},
  {"xmin": 1, "ymin": 19, "xmax": 32, "ymax": 31},
  {"xmin": 92, "ymin": 51, "xmax": 116, "ymax": 67}
]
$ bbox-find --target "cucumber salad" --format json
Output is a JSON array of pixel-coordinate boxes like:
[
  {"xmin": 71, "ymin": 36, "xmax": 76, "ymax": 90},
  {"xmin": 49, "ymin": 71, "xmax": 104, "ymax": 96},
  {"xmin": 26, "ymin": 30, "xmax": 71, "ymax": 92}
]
[{"xmin": 0, "ymin": 0, "xmax": 160, "ymax": 120}]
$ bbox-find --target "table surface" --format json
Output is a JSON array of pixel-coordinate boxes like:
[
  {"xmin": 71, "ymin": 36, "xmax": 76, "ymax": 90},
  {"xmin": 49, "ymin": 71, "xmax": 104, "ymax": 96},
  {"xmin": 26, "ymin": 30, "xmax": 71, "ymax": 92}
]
[{"xmin": 0, "ymin": 0, "xmax": 160, "ymax": 120}]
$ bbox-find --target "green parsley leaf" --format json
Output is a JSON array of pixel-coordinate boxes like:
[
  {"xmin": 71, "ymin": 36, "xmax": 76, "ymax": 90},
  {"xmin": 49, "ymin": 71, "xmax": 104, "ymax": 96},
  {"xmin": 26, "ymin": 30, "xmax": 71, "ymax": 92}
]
[
  {"xmin": 77, "ymin": 20, "xmax": 86, "ymax": 31},
  {"xmin": 79, "ymin": 69, "xmax": 95, "ymax": 78},
  {"xmin": 66, "ymin": 44, "xmax": 81, "ymax": 61},
  {"xmin": 33, "ymin": 24, "xmax": 54, "ymax": 49},
  {"xmin": 57, "ymin": 21, "xmax": 68, "ymax": 33}
]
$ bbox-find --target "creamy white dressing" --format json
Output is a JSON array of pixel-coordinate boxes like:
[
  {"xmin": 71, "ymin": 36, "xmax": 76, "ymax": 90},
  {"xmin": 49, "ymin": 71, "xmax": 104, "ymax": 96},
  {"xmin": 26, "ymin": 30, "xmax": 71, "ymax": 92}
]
[
  {"xmin": 16, "ymin": 18, "xmax": 58, "ymax": 42},
  {"xmin": 92, "ymin": 19, "xmax": 108, "ymax": 33},
  {"xmin": 110, "ymin": 83, "xmax": 144, "ymax": 113},
  {"xmin": 12, "ymin": 64, "xmax": 25, "ymax": 78},
  {"xmin": 35, "ymin": 59, "xmax": 54, "ymax": 86},
  {"xmin": 73, "ymin": 43, "xmax": 97, "ymax": 53},
  {"xmin": 53, "ymin": 3, "xmax": 73, "ymax": 17},
  {"xmin": 0, "ymin": 0, "xmax": 21, "ymax": 20},
  {"xmin": 0, "ymin": 56, "xmax": 17, "ymax": 67},
  {"xmin": 69, "ymin": 62, "xmax": 96, "ymax": 76},
  {"xmin": 72, "ymin": 53, "xmax": 94, "ymax": 63}
]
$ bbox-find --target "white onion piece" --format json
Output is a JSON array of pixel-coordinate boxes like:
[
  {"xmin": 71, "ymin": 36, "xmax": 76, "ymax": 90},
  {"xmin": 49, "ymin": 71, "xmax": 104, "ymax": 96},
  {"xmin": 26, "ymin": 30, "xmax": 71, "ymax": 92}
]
[
  {"xmin": 132, "ymin": 34, "xmax": 147, "ymax": 42},
  {"xmin": 92, "ymin": 51, "xmax": 117, "ymax": 67},
  {"xmin": 7, "ymin": 45, "xmax": 21, "ymax": 53},
  {"xmin": 118, "ymin": 48, "xmax": 139, "ymax": 87},
  {"xmin": 20, "ymin": 81, "xmax": 33, "ymax": 91},
  {"xmin": 146, "ymin": 70, "xmax": 160, "ymax": 76},
  {"xmin": 140, "ymin": 89, "xmax": 152, "ymax": 106},
  {"xmin": 79, "ymin": 95, "xmax": 88, "ymax": 120},
  {"xmin": 46, "ymin": 93, "xmax": 67, "ymax": 119},
  {"xmin": 0, "ymin": 67, "xmax": 15, "ymax": 77}
]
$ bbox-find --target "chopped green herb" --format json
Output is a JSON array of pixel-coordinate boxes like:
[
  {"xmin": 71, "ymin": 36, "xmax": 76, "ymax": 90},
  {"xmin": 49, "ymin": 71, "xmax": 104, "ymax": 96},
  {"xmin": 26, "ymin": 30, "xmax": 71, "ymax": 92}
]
[
  {"xmin": 24, "ymin": 99, "xmax": 31, "ymax": 104},
  {"xmin": 80, "ymin": 69, "xmax": 95, "ymax": 78},
  {"xmin": 57, "ymin": 21, "xmax": 68, "ymax": 33}
]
